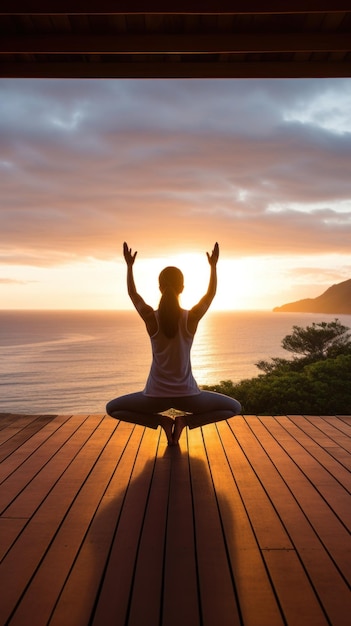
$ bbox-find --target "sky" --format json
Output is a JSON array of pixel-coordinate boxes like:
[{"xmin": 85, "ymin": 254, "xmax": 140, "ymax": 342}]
[{"xmin": 1, "ymin": 78, "xmax": 351, "ymax": 311}]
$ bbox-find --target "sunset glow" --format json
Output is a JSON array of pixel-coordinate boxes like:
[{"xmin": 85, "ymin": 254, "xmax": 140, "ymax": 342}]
[{"xmin": 1, "ymin": 78, "xmax": 350, "ymax": 311}]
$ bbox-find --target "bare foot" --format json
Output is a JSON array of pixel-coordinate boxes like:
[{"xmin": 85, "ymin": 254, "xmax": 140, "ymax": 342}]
[
  {"xmin": 159, "ymin": 414, "xmax": 174, "ymax": 445},
  {"xmin": 173, "ymin": 415, "xmax": 186, "ymax": 445}
]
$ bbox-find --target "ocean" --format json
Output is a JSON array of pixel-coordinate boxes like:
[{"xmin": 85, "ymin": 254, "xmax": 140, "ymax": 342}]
[{"xmin": 1, "ymin": 309, "xmax": 351, "ymax": 414}]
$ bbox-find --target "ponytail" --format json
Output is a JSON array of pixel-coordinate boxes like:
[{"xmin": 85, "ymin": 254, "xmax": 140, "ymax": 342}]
[
  {"xmin": 158, "ymin": 267, "xmax": 183, "ymax": 338},
  {"xmin": 158, "ymin": 286, "xmax": 181, "ymax": 338}
]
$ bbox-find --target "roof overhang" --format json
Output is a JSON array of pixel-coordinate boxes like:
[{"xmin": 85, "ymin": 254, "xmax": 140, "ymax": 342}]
[{"xmin": 1, "ymin": 2, "xmax": 351, "ymax": 79}]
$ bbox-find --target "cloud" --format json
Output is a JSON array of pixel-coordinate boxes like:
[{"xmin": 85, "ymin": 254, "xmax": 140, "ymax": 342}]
[
  {"xmin": 287, "ymin": 265, "xmax": 351, "ymax": 284},
  {"xmin": 0, "ymin": 78, "xmax": 350, "ymax": 266},
  {"xmin": 0, "ymin": 277, "xmax": 34, "ymax": 285}
]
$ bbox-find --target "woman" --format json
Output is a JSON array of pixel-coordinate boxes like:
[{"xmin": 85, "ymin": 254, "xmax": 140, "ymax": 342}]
[{"xmin": 106, "ymin": 241, "xmax": 241, "ymax": 445}]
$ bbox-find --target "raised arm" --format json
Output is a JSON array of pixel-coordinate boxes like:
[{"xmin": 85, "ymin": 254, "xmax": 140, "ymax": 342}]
[
  {"xmin": 123, "ymin": 242, "xmax": 154, "ymax": 324},
  {"xmin": 188, "ymin": 242, "xmax": 219, "ymax": 331},
  {"xmin": 123, "ymin": 242, "xmax": 157, "ymax": 335}
]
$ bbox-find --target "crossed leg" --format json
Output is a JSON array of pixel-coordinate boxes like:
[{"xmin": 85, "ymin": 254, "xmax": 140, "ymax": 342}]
[{"xmin": 106, "ymin": 390, "xmax": 241, "ymax": 445}]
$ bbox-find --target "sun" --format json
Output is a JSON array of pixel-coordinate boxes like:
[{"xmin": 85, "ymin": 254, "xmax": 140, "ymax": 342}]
[
  {"xmin": 171, "ymin": 253, "xmax": 211, "ymax": 309},
  {"xmin": 166, "ymin": 254, "xmax": 267, "ymax": 311},
  {"xmin": 133, "ymin": 253, "xmax": 259, "ymax": 311},
  {"xmin": 135, "ymin": 252, "xmax": 252, "ymax": 311},
  {"xmin": 132, "ymin": 253, "xmax": 208, "ymax": 310}
]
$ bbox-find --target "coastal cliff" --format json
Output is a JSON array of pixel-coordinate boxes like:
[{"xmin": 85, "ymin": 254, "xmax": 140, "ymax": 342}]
[{"xmin": 273, "ymin": 278, "xmax": 351, "ymax": 314}]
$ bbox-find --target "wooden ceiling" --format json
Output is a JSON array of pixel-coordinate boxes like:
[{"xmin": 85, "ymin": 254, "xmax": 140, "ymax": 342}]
[{"xmin": 1, "ymin": 1, "xmax": 351, "ymax": 79}]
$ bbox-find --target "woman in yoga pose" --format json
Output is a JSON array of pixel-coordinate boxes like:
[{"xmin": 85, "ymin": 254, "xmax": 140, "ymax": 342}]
[{"xmin": 106, "ymin": 241, "xmax": 241, "ymax": 445}]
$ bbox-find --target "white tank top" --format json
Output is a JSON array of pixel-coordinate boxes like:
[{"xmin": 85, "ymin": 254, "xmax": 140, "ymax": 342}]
[{"xmin": 143, "ymin": 309, "xmax": 200, "ymax": 397}]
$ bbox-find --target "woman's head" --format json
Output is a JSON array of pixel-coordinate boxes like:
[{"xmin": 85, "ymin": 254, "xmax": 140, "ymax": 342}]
[
  {"xmin": 158, "ymin": 267, "xmax": 183, "ymax": 338},
  {"xmin": 159, "ymin": 266, "xmax": 184, "ymax": 296}
]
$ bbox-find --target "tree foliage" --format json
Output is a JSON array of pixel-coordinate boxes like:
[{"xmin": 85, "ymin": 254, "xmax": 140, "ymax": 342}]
[
  {"xmin": 203, "ymin": 319, "xmax": 351, "ymax": 415},
  {"xmin": 281, "ymin": 319, "xmax": 351, "ymax": 358},
  {"xmin": 256, "ymin": 319, "xmax": 351, "ymax": 374}
]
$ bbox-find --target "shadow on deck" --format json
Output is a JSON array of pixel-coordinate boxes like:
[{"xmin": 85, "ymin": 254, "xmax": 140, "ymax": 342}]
[{"xmin": 0, "ymin": 413, "xmax": 350, "ymax": 626}]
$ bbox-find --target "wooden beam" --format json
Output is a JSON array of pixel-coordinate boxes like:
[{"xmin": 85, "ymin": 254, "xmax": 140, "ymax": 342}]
[
  {"xmin": 1, "ymin": 60, "xmax": 351, "ymax": 79},
  {"xmin": 0, "ymin": 1, "xmax": 350, "ymax": 16},
  {"xmin": 1, "ymin": 33, "xmax": 350, "ymax": 55}
]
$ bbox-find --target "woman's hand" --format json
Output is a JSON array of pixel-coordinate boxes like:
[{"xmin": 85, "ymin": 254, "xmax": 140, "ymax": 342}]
[
  {"xmin": 123, "ymin": 242, "xmax": 137, "ymax": 267},
  {"xmin": 206, "ymin": 242, "xmax": 219, "ymax": 267}
]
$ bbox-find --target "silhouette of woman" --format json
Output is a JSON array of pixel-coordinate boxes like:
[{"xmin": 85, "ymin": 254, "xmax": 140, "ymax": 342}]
[{"xmin": 106, "ymin": 242, "xmax": 241, "ymax": 445}]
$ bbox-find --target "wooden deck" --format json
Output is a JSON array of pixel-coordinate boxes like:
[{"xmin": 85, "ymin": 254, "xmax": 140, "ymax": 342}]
[{"xmin": 0, "ymin": 413, "xmax": 350, "ymax": 626}]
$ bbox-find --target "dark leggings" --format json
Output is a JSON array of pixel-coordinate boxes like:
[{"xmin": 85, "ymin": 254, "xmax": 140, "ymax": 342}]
[{"xmin": 106, "ymin": 390, "xmax": 241, "ymax": 430}]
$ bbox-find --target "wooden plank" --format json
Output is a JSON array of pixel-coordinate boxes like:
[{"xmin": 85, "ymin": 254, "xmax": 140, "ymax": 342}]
[
  {"xmin": 283, "ymin": 416, "xmax": 351, "ymax": 482},
  {"xmin": 261, "ymin": 549, "xmax": 329, "ymax": 626},
  {"xmin": 1, "ymin": 2, "xmax": 350, "ymax": 16},
  {"xmin": 203, "ymin": 421, "xmax": 284, "ymax": 626},
  {"xmin": 2, "ymin": 32, "xmax": 350, "ymax": 54},
  {"xmin": 0, "ymin": 413, "xmax": 42, "ymax": 436},
  {"xmin": 287, "ymin": 414, "xmax": 351, "ymax": 471},
  {"xmin": 303, "ymin": 415, "xmax": 351, "ymax": 452},
  {"xmin": 0, "ymin": 415, "xmax": 56, "ymax": 461},
  {"xmin": 0, "ymin": 414, "xmax": 72, "ymax": 483},
  {"xmin": 218, "ymin": 419, "xmax": 331, "ymax": 624},
  {"xmin": 0, "ymin": 414, "xmax": 88, "ymax": 512},
  {"xmin": 0, "ymin": 518, "xmax": 27, "ymax": 562},
  {"xmin": 90, "ymin": 426, "xmax": 160, "ymax": 626},
  {"xmin": 322, "ymin": 415, "xmax": 351, "ymax": 439},
  {"xmin": 161, "ymin": 435, "xmax": 200, "ymax": 626},
  {"xmin": 48, "ymin": 422, "xmax": 143, "ymax": 626},
  {"xmin": 1, "ymin": 414, "xmax": 104, "ymax": 517},
  {"xmin": 264, "ymin": 416, "xmax": 351, "ymax": 526},
  {"xmin": 127, "ymin": 432, "xmax": 171, "ymax": 626},
  {"xmin": 1, "ymin": 59, "xmax": 351, "ymax": 79},
  {"xmin": 1, "ymin": 414, "xmax": 350, "ymax": 626},
  {"xmin": 7, "ymin": 420, "xmax": 135, "ymax": 626},
  {"xmin": 217, "ymin": 418, "xmax": 293, "ymax": 551},
  {"xmin": 188, "ymin": 426, "xmax": 241, "ymax": 626},
  {"xmin": 0, "ymin": 415, "xmax": 72, "ymax": 551},
  {"xmin": 0, "ymin": 416, "xmax": 117, "ymax": 626},
  {"xmin": 238, "ymin": 416, "xmax": 351, "ymax": 625},
  {"xmin": 336, "ymin": 415, "xmax": 351, "ymax": 428}
]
